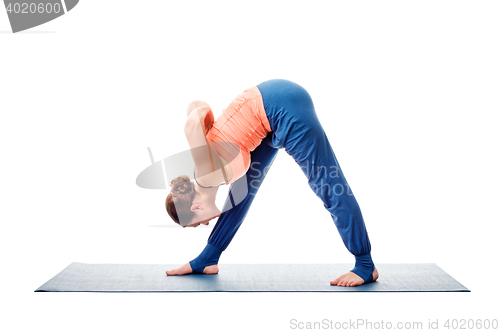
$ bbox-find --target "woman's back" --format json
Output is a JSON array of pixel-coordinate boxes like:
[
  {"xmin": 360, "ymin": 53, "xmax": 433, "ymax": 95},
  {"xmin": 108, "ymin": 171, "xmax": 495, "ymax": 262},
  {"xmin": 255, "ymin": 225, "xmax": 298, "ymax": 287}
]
[{"xmin": 206, "ymin": 86, "xmax": 271, "ymax": 184}]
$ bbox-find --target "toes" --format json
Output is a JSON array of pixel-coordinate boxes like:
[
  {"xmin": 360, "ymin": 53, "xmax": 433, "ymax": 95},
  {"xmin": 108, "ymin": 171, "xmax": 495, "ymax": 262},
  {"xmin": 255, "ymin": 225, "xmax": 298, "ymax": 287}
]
[
  {"xmin": 338, "ymin": 278, "xmax": 359, "ymax": 287},
  {"xmin": 331, "ymin": 272, "xmax": 368, "ymax": 287}
]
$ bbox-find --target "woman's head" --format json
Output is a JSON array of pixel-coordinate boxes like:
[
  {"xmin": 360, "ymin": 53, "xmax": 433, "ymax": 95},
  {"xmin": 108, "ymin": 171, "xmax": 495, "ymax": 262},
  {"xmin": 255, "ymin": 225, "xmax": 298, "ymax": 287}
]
[{"xmin": 165, "ymin": 175, "xmax": 198, "ymax": 227}]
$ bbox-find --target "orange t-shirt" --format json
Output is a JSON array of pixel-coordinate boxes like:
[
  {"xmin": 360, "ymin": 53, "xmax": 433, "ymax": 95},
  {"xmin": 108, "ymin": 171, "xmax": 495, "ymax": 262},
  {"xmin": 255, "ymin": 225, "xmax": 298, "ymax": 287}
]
[{"xmin": 206, "ymin": 86, "xmax": 272, "ymax": 184}]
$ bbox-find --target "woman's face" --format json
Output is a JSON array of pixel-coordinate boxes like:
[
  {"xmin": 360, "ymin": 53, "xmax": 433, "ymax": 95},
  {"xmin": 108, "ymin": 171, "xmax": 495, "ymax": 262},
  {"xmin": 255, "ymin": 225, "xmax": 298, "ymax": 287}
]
[
  {"xmin": 185, "ymin": 220, "xmax": 211, "ymax": 228},
  {"xmin": 185, "ymin": 213, "xmax": 220, "ymax": 228}
]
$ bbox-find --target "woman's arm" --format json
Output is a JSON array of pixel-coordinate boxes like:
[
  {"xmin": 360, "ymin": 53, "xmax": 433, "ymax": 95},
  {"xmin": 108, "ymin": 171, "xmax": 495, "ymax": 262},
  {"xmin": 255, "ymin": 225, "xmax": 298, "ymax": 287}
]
[
  {"xmin": 186, "ymin": 100, "xmax": 211, "ymax": 118},
  {"xmin": 184, "ymin": 106, "xmax": 229, "ymax": 187},
  {"xmin": 186, "ymin": 101, "xmax": 215, "ymax": 133}
]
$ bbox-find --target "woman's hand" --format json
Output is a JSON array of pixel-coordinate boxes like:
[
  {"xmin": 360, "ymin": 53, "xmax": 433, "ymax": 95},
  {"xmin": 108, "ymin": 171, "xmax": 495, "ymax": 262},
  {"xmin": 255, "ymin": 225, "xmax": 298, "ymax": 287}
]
[
  {"xmin": 186, "ymin": 100, "xmax": 211, "ymax": 118},
  {"xmin": 165, "ymin": 263, "xmax": 219, "ymax": 275},
  {"xmin": 186, "ymin": 104, "xmax": 214, "ymax": 136}
]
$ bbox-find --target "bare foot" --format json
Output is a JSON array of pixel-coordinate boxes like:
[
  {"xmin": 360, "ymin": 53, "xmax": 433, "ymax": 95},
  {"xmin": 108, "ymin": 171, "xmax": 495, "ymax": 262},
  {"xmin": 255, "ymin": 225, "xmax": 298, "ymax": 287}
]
[
  {"xmin": 330, "ymin": 267, "xmax": 379, "ymax": 287},
  {"xmin": 202, "ymin": 264, "xmax": 219, "ymax": 274},
  {"xmin": 166, "ymin": 263, "xmax": 219, "ymax": 275}
]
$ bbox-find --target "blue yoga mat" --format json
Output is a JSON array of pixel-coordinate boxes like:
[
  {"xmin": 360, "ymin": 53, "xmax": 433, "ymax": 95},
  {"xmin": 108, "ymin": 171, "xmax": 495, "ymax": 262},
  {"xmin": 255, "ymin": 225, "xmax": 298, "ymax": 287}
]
[{"xmin": 35, "ymin": 263, "xmax": 469, "ymax": 292}]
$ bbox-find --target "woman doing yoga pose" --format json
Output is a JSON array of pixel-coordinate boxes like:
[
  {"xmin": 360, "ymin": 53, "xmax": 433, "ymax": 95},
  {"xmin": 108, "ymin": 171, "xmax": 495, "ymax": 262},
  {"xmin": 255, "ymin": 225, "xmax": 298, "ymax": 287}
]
[{"xmin": 165, "ymin": 79, "xmax": 378, "ymax": 286}]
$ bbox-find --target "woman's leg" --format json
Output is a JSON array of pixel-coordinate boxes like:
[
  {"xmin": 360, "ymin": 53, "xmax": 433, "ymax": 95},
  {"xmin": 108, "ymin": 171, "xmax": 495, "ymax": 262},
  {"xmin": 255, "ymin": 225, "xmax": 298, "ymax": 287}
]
[
  {"xmin": 189, "ymin": 134, "xmax": 279, "ymax": 273},
  {"xmin": 257, "ymin": 79, "xmax": 375, "ymax": 283}
]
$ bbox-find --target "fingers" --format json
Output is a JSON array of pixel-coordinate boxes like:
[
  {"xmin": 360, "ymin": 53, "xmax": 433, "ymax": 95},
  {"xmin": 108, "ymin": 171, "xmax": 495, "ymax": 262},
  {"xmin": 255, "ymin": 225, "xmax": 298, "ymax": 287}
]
[
  {"xmin": 186, "ymin": 103, "xmax": 197, "ymax": 117},
  {"xmin": 186, "ymin": 101, "xmax": 211, "ymax": 116},
  {"xmin": 189, "ymin": 100, "xmax": 210, "ymax": 108}
]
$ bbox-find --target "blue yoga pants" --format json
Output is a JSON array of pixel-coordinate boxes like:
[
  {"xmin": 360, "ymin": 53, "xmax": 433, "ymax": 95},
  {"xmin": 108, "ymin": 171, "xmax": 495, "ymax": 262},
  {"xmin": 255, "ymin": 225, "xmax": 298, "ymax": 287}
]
[{"xmin": 190, "ymin": 79, "xmax": 375, "ymax": 282}]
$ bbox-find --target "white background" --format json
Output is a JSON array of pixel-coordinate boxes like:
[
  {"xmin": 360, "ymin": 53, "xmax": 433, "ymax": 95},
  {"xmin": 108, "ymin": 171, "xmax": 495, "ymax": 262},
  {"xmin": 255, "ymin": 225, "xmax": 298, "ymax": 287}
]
[{"xmin": 1, "ymin": 0, "xmax": 499, "ymax": 332}]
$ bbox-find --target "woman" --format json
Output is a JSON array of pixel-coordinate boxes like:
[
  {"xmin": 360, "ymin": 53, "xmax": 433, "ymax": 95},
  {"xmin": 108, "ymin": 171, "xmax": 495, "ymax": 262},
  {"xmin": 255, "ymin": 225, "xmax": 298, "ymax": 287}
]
[{"xmin": 165, "ymin": 79, "xmax": 378, "ymax": 286}]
